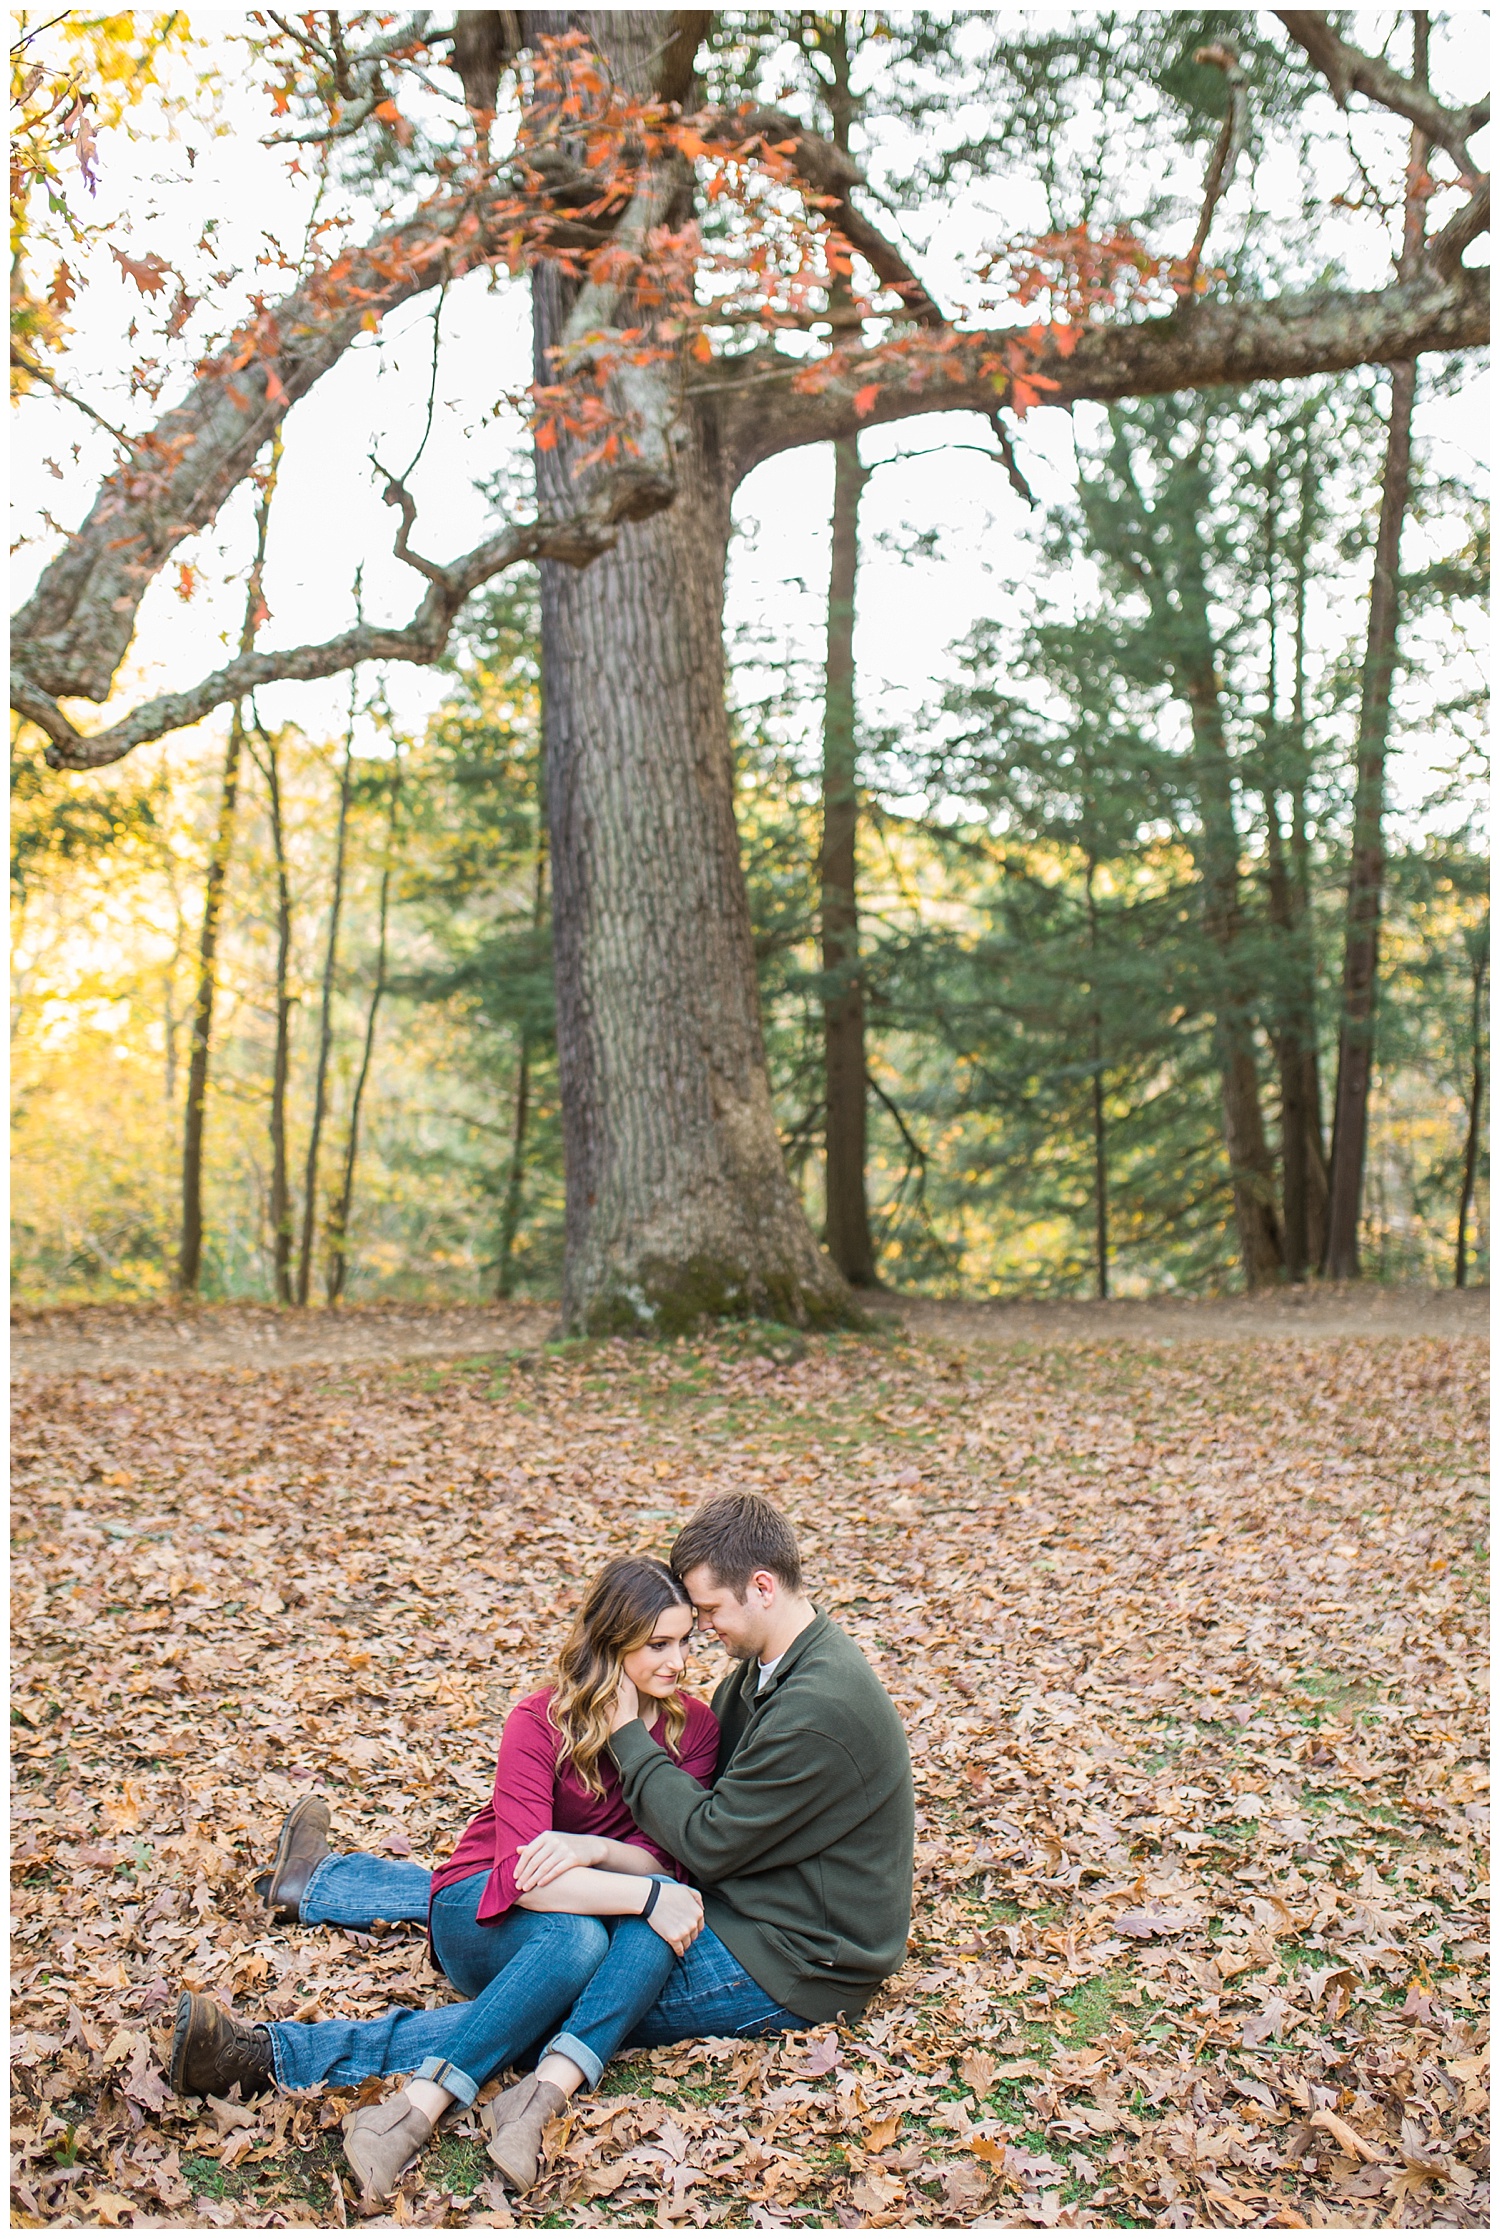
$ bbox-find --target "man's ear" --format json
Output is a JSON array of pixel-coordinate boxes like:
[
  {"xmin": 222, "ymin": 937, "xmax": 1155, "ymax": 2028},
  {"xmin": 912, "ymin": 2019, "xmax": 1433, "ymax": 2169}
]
[{"xmin": 749, "ymin": 1568, "xmax": 779, "ymax": 1604}]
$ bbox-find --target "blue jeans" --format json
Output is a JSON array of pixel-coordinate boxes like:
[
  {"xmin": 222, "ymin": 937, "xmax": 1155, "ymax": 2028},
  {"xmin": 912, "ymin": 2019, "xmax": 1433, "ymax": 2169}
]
[
  {"xmin": 267, "ymin": 1860, "xmax": 677, "ymax": 2101},
  {"xmin": 631, "ymin": 1924, "xmax": 803, "ymax": 2045}
]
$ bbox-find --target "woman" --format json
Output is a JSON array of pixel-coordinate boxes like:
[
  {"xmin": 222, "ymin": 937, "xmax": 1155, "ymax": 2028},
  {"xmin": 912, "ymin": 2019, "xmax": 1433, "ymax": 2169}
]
[{"xmin": 171, "ymin": 1556, "xmax": 717, "ymax": 2207}]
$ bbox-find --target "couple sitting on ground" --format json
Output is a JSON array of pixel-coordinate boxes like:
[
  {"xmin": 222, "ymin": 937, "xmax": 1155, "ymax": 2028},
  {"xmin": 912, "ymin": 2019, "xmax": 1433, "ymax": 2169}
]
[{"xmin": 170, "ymin": 1493, "xmax": 916, "ymax": 2208}]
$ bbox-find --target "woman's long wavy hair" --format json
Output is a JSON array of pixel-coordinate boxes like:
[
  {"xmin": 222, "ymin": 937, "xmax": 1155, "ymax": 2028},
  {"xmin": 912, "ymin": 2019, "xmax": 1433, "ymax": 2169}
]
[{"xmin": 549, "ymin": 1556, "xmax": 692, "ymax": 1797}]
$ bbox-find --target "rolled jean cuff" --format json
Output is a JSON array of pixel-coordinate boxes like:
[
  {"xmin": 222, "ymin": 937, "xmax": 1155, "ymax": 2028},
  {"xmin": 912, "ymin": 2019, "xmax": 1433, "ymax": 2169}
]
[
  {"xmin": 263, "ymin": 2026, "xmax": 291, "ymax": 2091},
  {"xmin": 541, "ymin": 2031, "xmax": 604, "ymax": 2091},
  {"xmin": 295, "ymin": 1853, "xmax": 334, "ymax": 1923},
  {"xmin": 413, "ymin": 2056, "xmax": 480, "ymax": 2107}
]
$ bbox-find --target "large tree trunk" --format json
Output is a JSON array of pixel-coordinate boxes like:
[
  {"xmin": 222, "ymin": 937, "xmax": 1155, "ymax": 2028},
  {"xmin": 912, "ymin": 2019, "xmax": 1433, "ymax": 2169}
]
[
  {"xmin": 820, "ymin": 435, "xmax": 878, "ymax": 1285},
  {"xmin": 532, "ymin": 239, "xmax": 852, "ymax": 1332},
  {"xmin": 1325, "ymin": 30, "xmax": 1430, "ymax": 1278}
]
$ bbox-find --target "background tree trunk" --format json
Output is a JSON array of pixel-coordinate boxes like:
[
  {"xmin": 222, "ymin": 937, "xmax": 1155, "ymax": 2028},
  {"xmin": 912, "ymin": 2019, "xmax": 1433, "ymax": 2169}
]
[
  {"xmin": 1286, "ymin": 414, "xmax": 1330, "ymax": 1269},
  {"xmin": 1174, "ymin": 532, "xmax": 1284, "ymax": 1289},
  {"xmin": 1325, "ymin": 21, "xmax": 1429, "ymax": 1278},
  {"xmin": 176, "ymin": 709, "xmax": 243, "ymax": 1297},
  {"xmin": 1085, "ymin": 855, "xmax": 1109, "ymax": 1300},
  {"xmin": 296, "ymin": 681, "xmax": 356, "ymax": 1305},
  {"xmin": 496, "ymin": 828, "xmax": 548, "ymax": 1300},
  {"xmin": 176, "ymin": 445, "xmax": 279, "ymax": 1295},
  {"xmin": 325, "ymin": 750, "xmax": 400, "ymax": 1304},
  {"xmin": 821, "ymin": 434, "xmax": 878, "ymax": 1285},
  {"xmin": 1455, "ymin": 928, "xmax": 1487, "ymax": 1287},
  {"xmin": 251, "ymin": 714, "xmax": 297, "ymax": 1305},
  {"xmin": 533, "ymin": 242, "xmax": 852, "ymax": 1330}
]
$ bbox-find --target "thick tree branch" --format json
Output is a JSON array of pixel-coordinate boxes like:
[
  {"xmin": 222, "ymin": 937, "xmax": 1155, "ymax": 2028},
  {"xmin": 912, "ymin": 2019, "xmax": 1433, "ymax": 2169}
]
[
  {"xmin": 25, "ymin": 259, "xmax": 1486, "ymax": 772},
  {"xmin": 14, "ymin": 182, "xmax": 501, "ymax": 703},
  {"xmin": 23, "ymin": 127, "xmax": 690, "ymax": 772},
  {"xmin": 1276, "ymin": 12, "xmax": 1489, "ymax": 168},
  {"xmin": 20, "ymin": 487, "xmax": 644, "ymax": 770},
  {"xmin": 711, "ymin": 264, "xmax": 1490, "ymax": 486}
]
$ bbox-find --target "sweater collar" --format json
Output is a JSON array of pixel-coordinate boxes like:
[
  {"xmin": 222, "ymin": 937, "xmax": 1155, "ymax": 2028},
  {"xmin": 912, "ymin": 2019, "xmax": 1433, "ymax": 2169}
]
[{"xmin": 739, "ymin": 1608, "xmax": 830, "ymax": 1702}]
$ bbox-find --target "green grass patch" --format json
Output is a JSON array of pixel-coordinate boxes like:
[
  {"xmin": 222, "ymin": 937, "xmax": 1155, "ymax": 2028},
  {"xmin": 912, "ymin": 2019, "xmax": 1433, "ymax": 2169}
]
[
  {"xmin": 426, "ymin": 2133, "xmax": 492, "ymax": 2195},
  {"xmin": 1055, "ymin": 1968, "xmax": 1145, "ymax": 2046}
]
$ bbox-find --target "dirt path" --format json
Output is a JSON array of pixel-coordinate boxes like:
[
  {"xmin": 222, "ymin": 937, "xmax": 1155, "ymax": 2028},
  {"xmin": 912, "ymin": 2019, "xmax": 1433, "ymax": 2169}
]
[{"xmin": 9, "ymin": 1282, "xmax": 1485, "ymax": 1375}]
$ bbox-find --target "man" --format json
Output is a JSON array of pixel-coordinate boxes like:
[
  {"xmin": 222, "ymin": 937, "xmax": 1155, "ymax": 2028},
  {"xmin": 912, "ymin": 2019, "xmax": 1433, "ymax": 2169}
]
[
  {"xmin": 607, "ymin": 1491, "xmax": 914, "ymax": 2038},
  {"xmin": 170, "ymin": 1493, "xmax": 913, "ymax": 2192}
]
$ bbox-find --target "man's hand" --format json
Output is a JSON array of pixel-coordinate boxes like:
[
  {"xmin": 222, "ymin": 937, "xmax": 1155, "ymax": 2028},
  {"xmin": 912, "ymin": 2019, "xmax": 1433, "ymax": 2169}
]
[
  {"xmin": 513, "ymin": 1830, "xmax": 603, "ymax": 1890},
  {"xmin": 642, "ymin": 1880, "xmax": 703, "ymax": 1957},
  {"xmin": 608, "ymin": 1673, "xmax": 641, "ymax": 1733}
]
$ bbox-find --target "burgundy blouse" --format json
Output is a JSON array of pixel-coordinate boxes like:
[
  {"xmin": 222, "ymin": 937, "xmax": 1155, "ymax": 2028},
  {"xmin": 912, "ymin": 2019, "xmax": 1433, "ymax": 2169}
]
[{"xmin": 430, "ymin": 1688, "xmax": 720, "ymax": 1923}]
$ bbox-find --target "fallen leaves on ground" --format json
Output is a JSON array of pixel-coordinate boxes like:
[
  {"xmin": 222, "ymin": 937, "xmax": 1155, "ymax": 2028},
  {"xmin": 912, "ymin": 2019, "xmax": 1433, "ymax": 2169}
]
[{"xmin": 11, "ymin": 1324, "xmax": 1489, "ymax": 2228}]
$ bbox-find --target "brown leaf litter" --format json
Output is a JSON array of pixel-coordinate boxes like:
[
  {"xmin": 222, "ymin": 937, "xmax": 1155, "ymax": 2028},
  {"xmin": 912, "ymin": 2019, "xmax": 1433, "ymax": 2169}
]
[{"xmin": 11, "ymin": 1325, "xmax": 1488, "ymax": 2227}]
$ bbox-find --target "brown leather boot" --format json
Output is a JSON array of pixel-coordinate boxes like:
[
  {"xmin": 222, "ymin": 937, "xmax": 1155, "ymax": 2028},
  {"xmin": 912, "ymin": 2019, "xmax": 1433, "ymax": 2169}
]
[
  {"xmin": 253, "ymin": 1795, "xmax": 331, "ymax": 1921},
  {"xmin": 484, "ymin": 2073, "xmax": 567, "ymax": 2191},
  {"xmin": 169, "ymin": 1992, "xmax": 276, "ymax": 2100},
  {"xmin": 342, "ymin": 2090, "xmax": 435, "ymax": 2206}
]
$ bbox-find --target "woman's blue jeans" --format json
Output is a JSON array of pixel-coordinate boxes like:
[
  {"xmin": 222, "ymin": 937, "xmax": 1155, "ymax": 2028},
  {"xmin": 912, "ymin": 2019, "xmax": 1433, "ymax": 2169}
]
[
  {"xmin": 264, "ymin": 1859, "xmax": 677, "ymax": 2104},
  {"xmin": 270, "ymin": 1853, "xmax": 802, "ymax": 2101}
]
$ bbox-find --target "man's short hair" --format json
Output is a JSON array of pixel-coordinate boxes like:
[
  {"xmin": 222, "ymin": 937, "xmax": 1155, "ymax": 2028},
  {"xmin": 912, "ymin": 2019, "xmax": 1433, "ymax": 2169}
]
[{"xmin": 670, "ymin": 1493, "xmax": 803, "ymax": 1597}]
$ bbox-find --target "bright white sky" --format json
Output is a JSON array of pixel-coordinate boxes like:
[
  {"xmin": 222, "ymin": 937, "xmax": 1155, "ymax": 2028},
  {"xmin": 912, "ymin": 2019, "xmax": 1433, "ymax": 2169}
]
[{"xmin": 10, "ymin": 10, "xmax": 1489, "ymax": 831}]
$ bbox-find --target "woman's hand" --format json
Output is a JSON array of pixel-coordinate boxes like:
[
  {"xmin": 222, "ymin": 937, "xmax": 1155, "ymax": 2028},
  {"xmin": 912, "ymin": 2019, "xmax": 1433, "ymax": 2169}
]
[
  {"xmin": 608, "ymin": 1673, "xmax": 642, "ymax": 1732},
  {"xmin": 642, "ymin": 1880, "xmax": 704, "ymax": 1957},
  {"xmin": 514, "ymin": 1830, "xmax": 603, "ymax": 1891}
]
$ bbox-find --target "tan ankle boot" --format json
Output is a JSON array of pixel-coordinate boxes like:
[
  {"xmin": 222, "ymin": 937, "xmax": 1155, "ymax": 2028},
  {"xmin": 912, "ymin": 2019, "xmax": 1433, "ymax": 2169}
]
[
  {"xmin": 484, "ymin": 2074, "xmax": 567, "ymax": 2191},
  {"xmin": 341, "ymin": 2090, "xmax": 435, "ymax": 2205}
]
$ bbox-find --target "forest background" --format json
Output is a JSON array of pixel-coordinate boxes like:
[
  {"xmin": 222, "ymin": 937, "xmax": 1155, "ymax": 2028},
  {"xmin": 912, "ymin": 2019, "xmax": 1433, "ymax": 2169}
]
[{"xmin": 11, "ymin": 9, "xmax": 1490, "ymax": 1314}]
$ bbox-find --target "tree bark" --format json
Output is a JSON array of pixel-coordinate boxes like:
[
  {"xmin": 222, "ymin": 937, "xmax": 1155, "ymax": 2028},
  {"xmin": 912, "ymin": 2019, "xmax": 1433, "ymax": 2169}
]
[
  {"xmin": 296, "ymin": 683, "xmax": 356, "ymax": 1306},
  {"xmin": 325, "ymin": 751, "xmax": 400, "ymax": 1304},
  {"xmin": 176, "ymin": 709, "xmax": 243, "ymax": 1297},
  {"xmin": 820, "ymin": 434, "xmax": 877, "ymax": 1285},
  {"xmin": 532, "ymin": 58, "xmax": 853, "ymax": 1335},
  {"xmin": 1455, "ymin": 934, "xmax": 1487, "ymax": 1288},
  {"xmin": 1325, "ymin": 27, "xmax": 1430, "ymax": 1278}
]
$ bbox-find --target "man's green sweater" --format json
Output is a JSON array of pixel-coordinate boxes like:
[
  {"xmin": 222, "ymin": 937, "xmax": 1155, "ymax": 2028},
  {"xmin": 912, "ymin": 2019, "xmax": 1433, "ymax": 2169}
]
[{"xmin": 610, "ymin": 1611, "xmax": 914, "ymax": 2024}]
